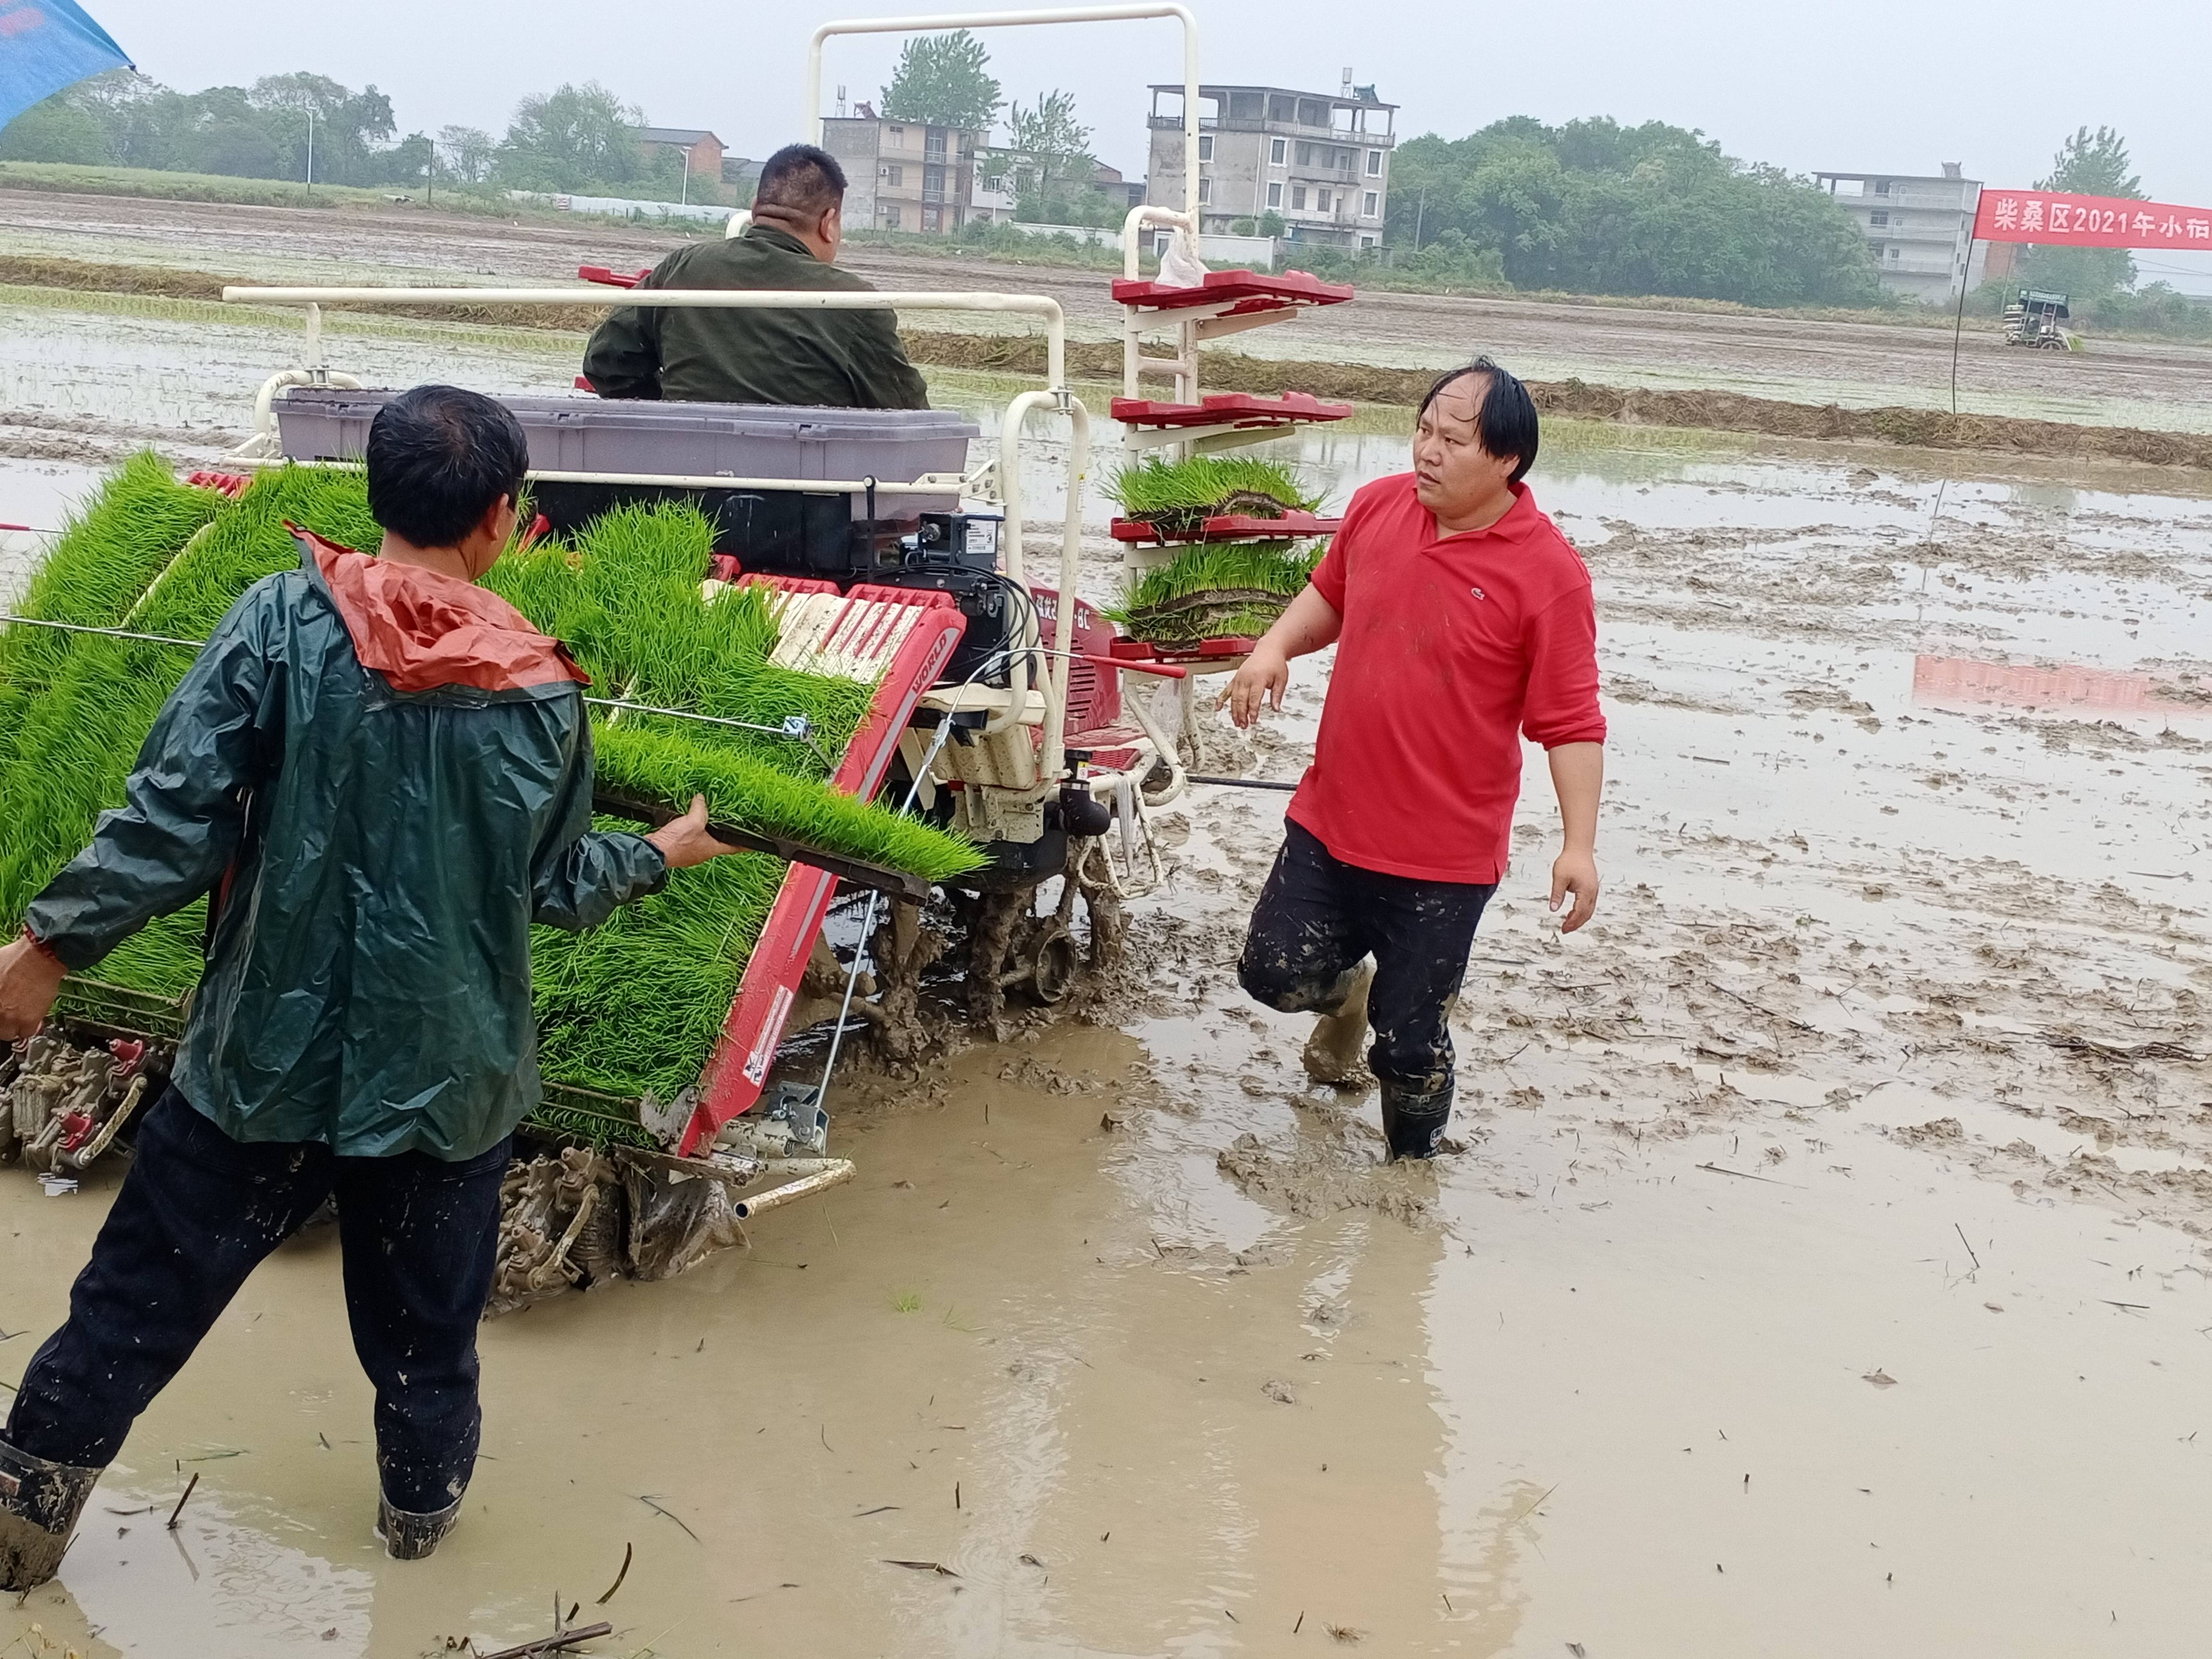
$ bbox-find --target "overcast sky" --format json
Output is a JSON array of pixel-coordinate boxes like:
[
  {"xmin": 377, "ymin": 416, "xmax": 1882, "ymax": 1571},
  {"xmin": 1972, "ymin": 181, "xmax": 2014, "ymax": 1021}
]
[{"xmin": 83, "ymin": 0, "xmax": 2212, "ymax": 287}]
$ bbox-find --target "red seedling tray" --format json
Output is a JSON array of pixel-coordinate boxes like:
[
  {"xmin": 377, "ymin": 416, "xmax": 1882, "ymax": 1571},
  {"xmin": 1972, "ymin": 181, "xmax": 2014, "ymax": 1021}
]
[
  {"xmin": 1111, "ymin": 268, "xmax": 1356, "ymax": 313},
  {"xmin": 1111, "ymin": 511, "xmax": 1343, "ymax": 544},
  {"xmin": 1110, "ymin": 391, "xmax": 1352, "ymax": 429},
  {"xmin": 1108, "ymin": 635, "xmax": 1259, "ymax": 661},
  {"xmin": 578, "ymin": 264, "xmax": 653, "ymax": 289}
]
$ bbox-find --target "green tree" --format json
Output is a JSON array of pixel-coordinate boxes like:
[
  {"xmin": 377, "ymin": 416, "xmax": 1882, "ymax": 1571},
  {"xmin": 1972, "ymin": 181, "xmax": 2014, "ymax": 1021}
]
[
  {"xmin": 2040, "ymin": 124, "xmax": 2140, "ymax": 197},
  {"xmin": 497, "ymin": 83, "xmax": 647, "ymax": 191},
  {"xmin": 246, "ymin": 72, "xmax": 396, "ymax": 183},
  {"xmin": 2021, "ymin": 124, "xmax": 2142, "ymax": 299},
  {"xmin": 437, "ymin": 124, "xmax": 497, "ymax": 184},
  {"xmin": 0, "ymin": 97, "xmax": 113, "ymax": 162},
  {"xmin": 0, "ymin": 67, "xmax": 429, "ymax": 186},
  {"xmin": 880, "ymin": 30, "xmax": 1001, "ymax": 130},
  {"xmin": 1377, "ymin": 117, "xmax": 1878, "ymax": 306},
  {"xmin": 1004, "ymin": 89, "xmax": 1108, "ymax": 224}
]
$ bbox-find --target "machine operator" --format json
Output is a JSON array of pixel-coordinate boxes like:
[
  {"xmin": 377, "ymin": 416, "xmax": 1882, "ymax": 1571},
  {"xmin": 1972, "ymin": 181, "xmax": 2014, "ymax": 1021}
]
[
  {"xmin": 1224, "ymin": 359, "xmax": 1607, "ymax": 1161},
  {"xmin": 581, "ymin": 143, "xmax": 931, "ymax": 410}
]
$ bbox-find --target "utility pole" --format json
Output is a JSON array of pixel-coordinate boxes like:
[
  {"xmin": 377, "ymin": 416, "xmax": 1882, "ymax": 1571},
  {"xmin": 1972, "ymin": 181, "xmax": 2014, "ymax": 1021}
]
[
  {"xmin": 1412, "ymin": 186, "xmax": 1425, "ymax": 252},
  {"xmin": 305, "ymin": 108, "xmax": 315, "ymax": 195}
]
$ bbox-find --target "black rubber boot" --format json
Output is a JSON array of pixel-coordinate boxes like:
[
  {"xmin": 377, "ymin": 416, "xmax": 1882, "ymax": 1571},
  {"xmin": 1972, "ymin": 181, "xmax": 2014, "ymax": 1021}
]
[
  {"xmin": 1378, "ymin": 1082, "xmax": 1452, "ymax": 1162},
  {"xmin": 0, "ymin": 1437, "xmax": 100, "ymax": 1592},
  {"xmin": 376, "ymin": 1492, "xmax": 462, "ymax": 1561}
]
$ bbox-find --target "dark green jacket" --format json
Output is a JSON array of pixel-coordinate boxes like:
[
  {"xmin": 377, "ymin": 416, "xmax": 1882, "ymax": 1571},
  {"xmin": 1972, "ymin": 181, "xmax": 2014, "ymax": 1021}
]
[
  {"xmin": 581, "ymin": 225, "xmax": 931, "ymax": 409},
  {"xmin": 24, "ymin": 541, "xmax": 668, "ymax": 1160}
]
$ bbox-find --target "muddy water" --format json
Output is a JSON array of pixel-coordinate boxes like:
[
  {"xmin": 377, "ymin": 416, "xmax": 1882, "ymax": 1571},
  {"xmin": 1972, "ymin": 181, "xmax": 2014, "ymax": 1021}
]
[
  {"xmin": 13, "ymin": 187, "xmax": 2212, "ymax": 431},
  {"xmin": 7, "ymin": 337, "xmax": 2212, "ymax": 1654}
]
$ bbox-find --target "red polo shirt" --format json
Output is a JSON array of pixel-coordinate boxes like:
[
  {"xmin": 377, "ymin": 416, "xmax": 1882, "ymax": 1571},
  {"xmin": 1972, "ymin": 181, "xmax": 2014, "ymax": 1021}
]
[{"xmin": 1286, "ymin": 474, "xmax": 1605, "ymax": 884}]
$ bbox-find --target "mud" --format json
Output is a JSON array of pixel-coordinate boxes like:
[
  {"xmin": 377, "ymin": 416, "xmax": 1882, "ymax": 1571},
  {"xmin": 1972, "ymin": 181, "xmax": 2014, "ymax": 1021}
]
[
  {"xmin": 8, "ymin": 239, "xmax": 2212, "ymax": 1653},
  {"xmin": 12, "ymin": 248, "xmax": 2212, "ymax": 473},
  {"xmin": 10, "ymin": 190, "xmax": 2212, "ymax": 431}
]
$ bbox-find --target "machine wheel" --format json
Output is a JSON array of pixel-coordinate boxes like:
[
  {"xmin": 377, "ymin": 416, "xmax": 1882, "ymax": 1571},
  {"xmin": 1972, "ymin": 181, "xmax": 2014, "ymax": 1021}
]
[
  {"xmin": 1021, "ymin": 922, "xmax": 1080, "ymax": 1005},
  {"xmin": 959, "ymin": 837, "xmax": 1128, "ymax": 1039},
  {"xmin": 820, "ymin": 838, "xmax": 1131, "ymax": 1056}
]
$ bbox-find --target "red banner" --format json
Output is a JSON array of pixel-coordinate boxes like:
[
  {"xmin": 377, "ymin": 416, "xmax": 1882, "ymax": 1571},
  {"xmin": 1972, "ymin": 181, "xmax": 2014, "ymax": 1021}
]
[{"xmin": 1973, "ymin": 189, "xmax": 2212, "ymax": 250}]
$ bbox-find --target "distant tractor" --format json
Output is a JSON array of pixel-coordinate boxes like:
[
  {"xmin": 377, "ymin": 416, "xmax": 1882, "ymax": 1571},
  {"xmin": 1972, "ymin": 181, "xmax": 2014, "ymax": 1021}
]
[{"xmin": 2003, "ymin": 289, "xmax": 2075, "ymax": 350}]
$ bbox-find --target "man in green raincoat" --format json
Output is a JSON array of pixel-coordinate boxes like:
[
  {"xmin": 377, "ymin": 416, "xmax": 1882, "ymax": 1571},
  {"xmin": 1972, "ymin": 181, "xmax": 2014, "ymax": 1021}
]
[{"xmin": 0, "ymin": 386, "xmax": 740, "ymax": 1588}]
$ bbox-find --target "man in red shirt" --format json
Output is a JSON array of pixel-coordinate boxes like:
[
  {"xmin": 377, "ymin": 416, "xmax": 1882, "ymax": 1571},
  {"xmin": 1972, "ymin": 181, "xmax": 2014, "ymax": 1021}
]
[{"xmin": 1226, "ymin": 359, "xmax": 1606, "ymax": 1158}]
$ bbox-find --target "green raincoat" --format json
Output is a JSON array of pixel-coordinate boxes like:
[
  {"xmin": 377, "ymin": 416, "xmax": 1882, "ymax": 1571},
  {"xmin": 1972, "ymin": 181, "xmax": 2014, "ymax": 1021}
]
[{"xmin": 24, "ymin": 532, "xmax": 669, "ymax": 1161}]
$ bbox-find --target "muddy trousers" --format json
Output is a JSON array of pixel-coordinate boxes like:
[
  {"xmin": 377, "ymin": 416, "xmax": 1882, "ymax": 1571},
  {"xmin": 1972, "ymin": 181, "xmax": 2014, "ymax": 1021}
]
[
  {"xmin": 4, "ymin": 1087, "xmax": 510, "ymax": 1515},
  {"xmin": 1238, "ymin": 822, "xmax": 1496, "ymax": 1152}
]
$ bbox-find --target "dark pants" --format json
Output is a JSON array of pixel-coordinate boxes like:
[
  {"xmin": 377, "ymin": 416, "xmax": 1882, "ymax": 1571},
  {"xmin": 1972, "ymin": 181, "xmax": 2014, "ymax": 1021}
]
[
  {"xmin": 1238, "ymin": 820, "xmax": 1496, "ymax": 1100},
  {"xmin": 6, "ymin": 1088, "xmax": 509, "ymax": 1515}
]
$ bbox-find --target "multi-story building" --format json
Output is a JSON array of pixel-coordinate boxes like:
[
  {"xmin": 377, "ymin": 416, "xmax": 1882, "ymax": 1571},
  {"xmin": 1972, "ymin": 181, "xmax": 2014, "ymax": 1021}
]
[
  {"xmin": 1815, "ymin": 164, "xmax": 1989, "ymax": 304},
  {"xmin": 1145, "ymin": 77, "xmax": 1396, "ymax": 250},
  {"xmin": 822, "ymin": 115, "xmax": 985, "ymax": 235}
]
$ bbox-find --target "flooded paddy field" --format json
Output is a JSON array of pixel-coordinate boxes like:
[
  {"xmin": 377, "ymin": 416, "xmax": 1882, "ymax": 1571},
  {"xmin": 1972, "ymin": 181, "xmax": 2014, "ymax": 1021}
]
[
  {"xmin": 10, "ymin": 188, "xmax": 2212, "ymax": 429},
  {"xmin": 2, "ymin": 285, "xmax": 2212, "ymax": 1656}
]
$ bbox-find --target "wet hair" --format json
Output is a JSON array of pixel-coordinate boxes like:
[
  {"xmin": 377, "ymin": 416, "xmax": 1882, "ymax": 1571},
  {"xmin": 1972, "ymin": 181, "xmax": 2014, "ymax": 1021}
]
[
  {"xmin": 365, "ymin": 385, "xmax": 530, "ymax": 549},
  {"xmin": 754, "ymin": 143, "xmax": 847, "ymax": 221},
  {"xmin": 1418, "ymin": 356, "xmax": 1540, "ymax": 484}
]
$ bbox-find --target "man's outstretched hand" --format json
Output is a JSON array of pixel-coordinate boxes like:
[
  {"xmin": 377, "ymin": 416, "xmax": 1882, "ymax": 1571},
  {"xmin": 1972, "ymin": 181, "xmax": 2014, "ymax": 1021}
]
[
  {"xmin": 1221, "ymin": 643, "xmax": 1290, "ymax": 729},
  {"xmin": 646, "ymin": 795, "xmax": 743, "ymax": 870},
  {"xmin": 1549, "ymin": 847, "xmax": 1601, "ymax": 934},
  {"xmin": 0, "ymin": 934, "xmax": 67, "ymax": 1042}
]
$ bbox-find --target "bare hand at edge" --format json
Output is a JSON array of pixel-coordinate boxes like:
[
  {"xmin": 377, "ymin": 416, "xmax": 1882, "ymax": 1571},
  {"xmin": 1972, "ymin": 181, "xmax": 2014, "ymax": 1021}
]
[
  {"xmin": 646, "ymin": 795, "xmax": 743, "ymax": 870},
  {"xmin": 1549, "ymin": 848, "xmax": 1601, "ymax": 934},
  {"xmin": 0, "ymin": 935, "xmax": 67, "ymax": 1042},
  {"xmin": 1221, "ymin": 644, "xmax": 1289, "ymax": 729}
]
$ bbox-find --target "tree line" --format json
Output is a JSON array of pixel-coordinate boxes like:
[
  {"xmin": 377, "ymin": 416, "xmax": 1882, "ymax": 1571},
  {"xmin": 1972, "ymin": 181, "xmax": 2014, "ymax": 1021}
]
[
  {"xmin": 0, "ymin": 70, "xmax": 732, "ymax": 203},
  {"xmin": 5, "ymin": 60, "xmax": 2200, "ymax": 325},
  {"xmin": 1369, "ymin": 117, "xmax": 1884, "ymax": 307}
]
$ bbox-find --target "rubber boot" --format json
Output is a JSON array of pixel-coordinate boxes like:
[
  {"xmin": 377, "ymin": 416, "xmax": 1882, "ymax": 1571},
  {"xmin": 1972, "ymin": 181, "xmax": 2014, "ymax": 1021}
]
[
  {"xmin": 1378, "ymin": 1081, "xmax": 1453, "ymax": 1162},
  {"xmin": 0, "ymin": 1437, "xmax": 100, "ymax": 1593},
  {"xmin": 1301, "ymin": 959, "xmax": 1376, "ymax": 1085},
  {"xmin": 376, "ymin": 1492, "xmax": 462, "ymax": 1562}
]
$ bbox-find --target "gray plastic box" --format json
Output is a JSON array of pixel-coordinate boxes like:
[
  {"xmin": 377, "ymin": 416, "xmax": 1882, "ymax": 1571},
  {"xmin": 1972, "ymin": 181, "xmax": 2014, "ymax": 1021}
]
[{"xmin": 272, "ymin": 389, "xmax": 978, "ymax": 517}]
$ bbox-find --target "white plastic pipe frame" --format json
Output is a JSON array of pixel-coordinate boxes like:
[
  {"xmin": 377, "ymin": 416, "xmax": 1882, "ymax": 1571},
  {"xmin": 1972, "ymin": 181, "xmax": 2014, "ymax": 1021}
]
[
  {"xmin": 996, "ymin": 390, "xmax": 1090, "ymax": 754},
  {"xmin": 806, "ymin": 4, "xmax": 1200, "ymax": 223},
  {"xmin": 221, "ymin": 286, "xmax": 1070, "ymax": 391},
  {"xmin": 220, "ymin": 282, "xmax": 1088, "ymax": 753}
]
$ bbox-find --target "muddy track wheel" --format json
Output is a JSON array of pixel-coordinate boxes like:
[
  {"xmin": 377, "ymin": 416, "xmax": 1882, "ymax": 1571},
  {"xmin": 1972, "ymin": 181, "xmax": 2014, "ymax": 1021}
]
[
  {"xmin": 1070, "ymin": 836, "xmax": 1129, "ymax": 975},
  {"xmin": 965, "ymin": 889, "xmax": 1026, "ymax": 1040},
  {"xmin": 1023, "ymin": 922, "xmax": 1080, "ymax": 1005}
]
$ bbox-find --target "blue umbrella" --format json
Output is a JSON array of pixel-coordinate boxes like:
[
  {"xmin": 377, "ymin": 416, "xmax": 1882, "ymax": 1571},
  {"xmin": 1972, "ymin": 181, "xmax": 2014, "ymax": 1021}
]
[{"xmin": 0, "ymin": 0, "xmax": 133, "ymax": 132}]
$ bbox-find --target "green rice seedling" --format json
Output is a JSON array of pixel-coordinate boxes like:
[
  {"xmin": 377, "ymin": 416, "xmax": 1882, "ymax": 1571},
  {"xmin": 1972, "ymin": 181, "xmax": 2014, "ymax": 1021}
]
[
  {"xmin": 528, "ymin": 834, "xmax": 790, "ymax": 1104},
  {"xmin": 1111, "ymin": 541, "xmax": 1321, "ymax": 646},
  {"xmin": 486, "ymin": 504, "xmax": 955, "ymax": 866},
  {"xmin": 0, "ymin": 463, "xmax": 379, "ymax": 990},
  {"xmin": 4, "ymin": 473, "xmax": 976, "ymax": 1111},
  {"xmin": 1105, "ymin": 455, "xmax": 1325, "ymax": 534},
  {"xmin": 592, "ymin": 723, "xmax": 986, "ymax": 884},
  {"xmin": 0, "ymin": 454, "xmax": 225, "ymax": 781}
]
